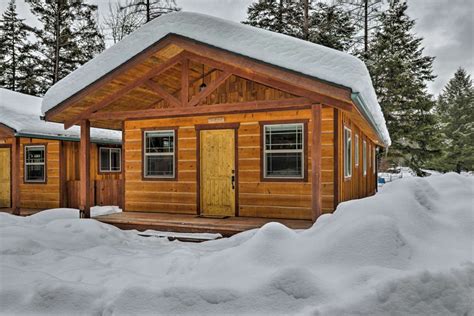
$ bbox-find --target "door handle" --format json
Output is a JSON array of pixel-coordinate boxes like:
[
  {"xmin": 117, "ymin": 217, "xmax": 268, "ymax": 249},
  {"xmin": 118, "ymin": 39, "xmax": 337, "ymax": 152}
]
[{"xmin": 231, "ymin": 175, "xmax": 235, "ymax": 189}]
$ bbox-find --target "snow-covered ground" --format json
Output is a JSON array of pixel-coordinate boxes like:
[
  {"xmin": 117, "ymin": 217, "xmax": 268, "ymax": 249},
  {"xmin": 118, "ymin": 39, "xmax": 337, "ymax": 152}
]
[{"xmin": 0, "ymin": 173, "xmax": 472, "ymax": 315}]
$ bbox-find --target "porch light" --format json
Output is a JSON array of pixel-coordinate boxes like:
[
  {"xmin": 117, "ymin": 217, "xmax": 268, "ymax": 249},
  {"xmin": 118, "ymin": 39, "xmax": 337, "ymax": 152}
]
[{"xmin": 199, "ymin": 64, "xmax": 207, "ymax": 91}]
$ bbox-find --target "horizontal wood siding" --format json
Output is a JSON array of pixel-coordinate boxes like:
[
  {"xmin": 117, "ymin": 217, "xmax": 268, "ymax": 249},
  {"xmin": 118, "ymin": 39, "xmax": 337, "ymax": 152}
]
[
  {"xmin": 124, "ymin": 107, "xmax": 333, "ymax": 219},
  {"xmin": 19, "ymin": 138, "xmax": 60, "ymax": 209}
]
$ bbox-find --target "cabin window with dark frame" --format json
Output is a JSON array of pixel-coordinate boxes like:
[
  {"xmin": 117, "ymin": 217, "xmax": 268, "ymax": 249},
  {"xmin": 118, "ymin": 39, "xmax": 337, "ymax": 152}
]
[
  {"xmin": 344, "ymin": 127, "xmax": 352, "ymax": 178},
  {"xmin": 144, "ymin": 130, "xmax": 175, "ymax": 178},
  {"xmin": 363, "ymin": 140, "xmax": 367, "ymax": 176},
  {"xmin": 263, "ymin": 123, "xmax": 304, "ymax": 179},
  {"xmin": 99, "ymin": 147, "xmax": 121, "ymax": 172},
  {"xmin": 24, "ymin": 145, "xmax": 45, "ymax": 183},
  {"xmin": 373, "ymin": 146, "xmax": 377, "ymax": 174},
  {"xmin": 355, "ymin": 134, "xmax": 359, "ymax": 167}
]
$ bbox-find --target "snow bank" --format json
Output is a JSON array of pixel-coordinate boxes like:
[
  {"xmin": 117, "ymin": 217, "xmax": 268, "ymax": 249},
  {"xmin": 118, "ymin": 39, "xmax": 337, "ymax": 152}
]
[
  {"xmin": 41, "ymin": 12, "xmax": 390, "ymax": 146},
  {"xmin": 0, "ymin": 88, "xmax": 121, "ymax": 143},
  {"xmin": 0, "ymin": 173, "xmax": 472, "ymax": 314}
]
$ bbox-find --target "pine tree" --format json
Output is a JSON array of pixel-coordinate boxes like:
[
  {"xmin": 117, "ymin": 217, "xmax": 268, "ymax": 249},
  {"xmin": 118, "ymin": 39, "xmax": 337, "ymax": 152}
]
[
  {"xmin": 27, "ymin": 0, "xmax": 105, "ymax": 92},
  {"xmin": 309, "ymin": 2, "xmax": 355, "ymax": 51},
  {"xmin": 435, "ymin": 68, "xmax": 474, "ymax": 172},
  {"xmin": 0, "ymin": 0, "xmax": 40, "ymax": 95},
  {"xmin": 365, "ymin": 0, "xmax": 438, "ymax": 175},
  {"xmin": 244, "ymin": 0, "xmax": 355, "ymax": 51}
]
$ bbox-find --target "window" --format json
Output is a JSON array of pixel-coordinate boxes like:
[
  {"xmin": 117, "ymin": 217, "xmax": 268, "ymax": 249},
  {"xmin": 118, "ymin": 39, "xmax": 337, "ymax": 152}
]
[
  {"xmin": 343, "ymin": 127, "xmax": 352, "ymax": 178},
  {"xmin": 25, "ymin": 145, "xmax": 45, "ymax": 183},
  {"xmin": 144, "ymin": 130, "xmax": 175, "ymax": 178},
  {"xmin": 99, "ymin": 147, "xmax": 121, "ymax": 172},
  {"xmin": 263, "ymin": 123, "xmax": 304, "ymax": 179},
  {"xmin": 363, "ymin": 140, "xmax": 367, "ymax": 176},
  {"xmin": 354, "ymin": 134, "xmax": 359, "ymax": 167}
]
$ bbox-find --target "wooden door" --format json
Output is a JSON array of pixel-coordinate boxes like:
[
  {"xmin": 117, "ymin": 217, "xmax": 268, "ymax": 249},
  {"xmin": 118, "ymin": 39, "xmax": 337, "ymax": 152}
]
[
  {"xmin": 200, "ymin": 129, "xmax": 235, "ymax": 216},
  {"xmin": 0, "ymin": 147, "xmax": 11, "ymax": 208}
]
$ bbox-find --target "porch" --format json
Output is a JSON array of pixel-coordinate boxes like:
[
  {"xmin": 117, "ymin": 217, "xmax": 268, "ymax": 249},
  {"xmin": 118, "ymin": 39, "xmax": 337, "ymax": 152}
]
[{"xmin": 94, "ymin": 212, "xmax": 313, "ymax": 237}]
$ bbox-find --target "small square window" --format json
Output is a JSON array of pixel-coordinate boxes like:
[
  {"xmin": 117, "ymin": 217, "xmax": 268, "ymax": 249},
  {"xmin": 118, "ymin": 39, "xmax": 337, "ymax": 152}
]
[
  {"xmin": 99, "ymin": 147, "xmax": 121, "ymax": 172},
  {"xmin": 354, "ymin": 134, "xmax": 359, "ymax": 167},
  {"xmin": 25, "ymin": 145, "xmax": 46, "ymax": 183}
]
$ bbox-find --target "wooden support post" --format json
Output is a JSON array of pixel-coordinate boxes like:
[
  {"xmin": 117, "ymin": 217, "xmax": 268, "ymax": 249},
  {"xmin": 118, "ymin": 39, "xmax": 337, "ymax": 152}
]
[
  {"xmin": 79, "ymin": 120, "xmax": 91, "ymax": 218},
  {"xmin": 311, "ymin": 105, "xmax": 322, "ymax": 222},
  {"xmin": 11, "ymin": 137, "xmax": 20, "ymax": 215},
  {"xmin": 181, "ymin": 58, "xmax": 189, "ymax": 106}
]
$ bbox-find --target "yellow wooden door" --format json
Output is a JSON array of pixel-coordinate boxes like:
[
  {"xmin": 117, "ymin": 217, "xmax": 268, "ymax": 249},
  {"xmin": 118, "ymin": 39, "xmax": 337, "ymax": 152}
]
[
  {"xmin": 0, "ymin": 148, "xmax": 11, "ymax": 208},
  {"xmin": 200, "ymin": 129, "xmax": 235, "ymax": 216}
]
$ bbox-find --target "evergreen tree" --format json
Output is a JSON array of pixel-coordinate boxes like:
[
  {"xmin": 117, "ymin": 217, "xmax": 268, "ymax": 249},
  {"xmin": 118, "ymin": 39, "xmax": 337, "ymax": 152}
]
[
  {"xmin": 435, "ymin": 68, "xmax": 474, "ymax": 172},
  {"xmin": 28, "ymin": 0, "xmax": 105, "ymax": 92},
  {"xmin": 309, "ymin": 2, "xmax": 355, "ymax": 51},
  {"xmin": 365, "ymin": 0, "xmax": 438, "ymax": 175},
  {"xmin": 244, "ymin": 0, "xmax": 355, "ymax": 51},
  {"xmin": 0, "ymin": 0, "xmax": 40, "ymax": 95}
]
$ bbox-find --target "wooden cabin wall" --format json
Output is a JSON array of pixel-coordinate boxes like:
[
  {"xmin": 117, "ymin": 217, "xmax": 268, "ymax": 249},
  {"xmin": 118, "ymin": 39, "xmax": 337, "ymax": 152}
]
[
  {"xmin": 124, "ymin": 107, "xmax": 335, "ymax": 220},
  {"xmin": 337, "ymin": 110, "xmax": 378, "ymax": 204},
  {"xmin": 19, "ymin": 137, "xmax": 61, "ymax": 209}
]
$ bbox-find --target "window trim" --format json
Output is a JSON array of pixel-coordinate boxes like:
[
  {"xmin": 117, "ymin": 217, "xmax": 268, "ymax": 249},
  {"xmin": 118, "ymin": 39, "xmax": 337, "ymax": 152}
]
[
  {"xmin": 24, "ymin": 144, "xmax": 47, "ymax": 184},
  {"xmin": 142, "ymin": 127, "xmax": 178, "ymax": 181},
  {"xmin": 98, "ymin": 146, "xmax": 122, "ymax": 173},
  {"xmin": 354, "ymin": 134, "xmax": 359, "ymax": 168},
  {"xmin": 363, "ymin": 139, "xmax": 367, "ymax": 177},
  {"xmin": 259, "ymin": 120, "xmax": 308, "ymax": 182},
  {"xmin": 343, "ymin": 126, "xmax": 352, "ymax": 179}
]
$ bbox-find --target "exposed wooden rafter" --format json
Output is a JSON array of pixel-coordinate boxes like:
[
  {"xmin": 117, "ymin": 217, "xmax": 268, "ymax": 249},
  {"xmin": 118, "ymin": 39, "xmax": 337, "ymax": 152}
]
[
  {"xmin": 64, "ymin": 51, "xmax": 186, "ymax": 129},
  {"xmin": 144, "ymin": 80, "xmax": 181, "ymax": 108},
  {"xmin": 89, "ymin": 97, "xmax": 313, "ymax": 121}
]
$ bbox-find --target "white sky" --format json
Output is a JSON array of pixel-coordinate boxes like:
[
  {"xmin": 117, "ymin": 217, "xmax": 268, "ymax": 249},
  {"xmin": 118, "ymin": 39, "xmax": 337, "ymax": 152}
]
[{"xmin": 1, "ymin": 0, "xmax": 472, "ymax": 96}]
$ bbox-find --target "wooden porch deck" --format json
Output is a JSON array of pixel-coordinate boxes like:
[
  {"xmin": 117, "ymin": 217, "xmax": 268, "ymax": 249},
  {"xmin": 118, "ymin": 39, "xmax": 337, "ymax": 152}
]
[
  {"xmin": 0, "ymin": 208, "xmax": 43, "ymax": 216},
  {"xmin": 94, "ymin": 212, "xmax": 313, "ymax": 237}
]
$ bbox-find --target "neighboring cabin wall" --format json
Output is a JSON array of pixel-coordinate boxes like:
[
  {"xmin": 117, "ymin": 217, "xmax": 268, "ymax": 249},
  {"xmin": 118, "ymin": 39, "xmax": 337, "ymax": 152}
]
[
  {"xmin": 337, "ymin": 110, "xmax": 377, "ymax": 203},
  {"xmin": 124, "ymin": 107, "xmax": 335, "ymax": 219}
]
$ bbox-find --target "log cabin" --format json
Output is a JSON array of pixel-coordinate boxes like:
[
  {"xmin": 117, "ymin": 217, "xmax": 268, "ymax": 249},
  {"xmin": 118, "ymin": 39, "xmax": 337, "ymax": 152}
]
[
  {"xmin": 39, "ymin": 12, "xmax": 390, "ymax": 232},
  {"xmin": 0, "ymin": 88, "xmax": 123, "ymax": 214}
]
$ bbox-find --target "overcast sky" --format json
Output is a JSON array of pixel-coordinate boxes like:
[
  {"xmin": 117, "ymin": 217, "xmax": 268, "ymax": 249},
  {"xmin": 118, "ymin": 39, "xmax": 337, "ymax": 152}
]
[{"xmin": 1, "ymin": 0, "xmax": 473, "ymax": 96}]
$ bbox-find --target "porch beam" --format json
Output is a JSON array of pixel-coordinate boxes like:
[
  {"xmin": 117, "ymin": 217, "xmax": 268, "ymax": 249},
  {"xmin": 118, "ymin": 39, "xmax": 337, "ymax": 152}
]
[
  {"xmin": 79, "ymin": 119, "xmax": 91, "ymax": 218},
  {"xmin": 64, "ymin": 52, "xmax": 186, "ymax": 129},
  {"xmin": 144, "ymin": 80, "xmax": 181, "ymax": 108},
  {"xmin": 11, "ymin": 137, "xmax": 20, "ymax": 215},
  {"xmin": 183, "ymin": 50, "xmax": 353, "ymax": 112},
  {"xmin": 188, "ymin": 71, "xmax": 232, "ymax": 107},
  {"xmin": 311, "ymin": 104, "xmax": 322, "ymax": 222},
  {"xmin": 90, "ymin": 97, "xmax": 313, "ymax": 121}
]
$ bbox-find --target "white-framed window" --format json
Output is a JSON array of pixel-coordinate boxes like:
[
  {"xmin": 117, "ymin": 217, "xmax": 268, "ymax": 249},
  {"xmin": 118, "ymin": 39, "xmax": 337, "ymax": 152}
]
[
  {"xmin": 343, "ymin": 126, "xmax": 352, "ymax": 178},
  {"xmin": 363, "ymin": 140, "xmax": 367, "ymax": 176},
  {"xmin": 373, "ymin": 146, "xmax": 377, "ymax": 174},
  {"xmin": 99, "ymin": 147, "xmax": 121, "ymax": 172},
  {"xmin": 354, "ymin": 134, "xmax": 359, "ymax": 167},
  {"xmin": 24, "ymin": 145, "xmax": 46, "ymax": 183},
  {"xmin": 144, "ymin": 130, "xmax": 175, "ymax": 178},
  {"xmin": 263, "ymin": 123, "xmax": 304, "ymax": 179}
]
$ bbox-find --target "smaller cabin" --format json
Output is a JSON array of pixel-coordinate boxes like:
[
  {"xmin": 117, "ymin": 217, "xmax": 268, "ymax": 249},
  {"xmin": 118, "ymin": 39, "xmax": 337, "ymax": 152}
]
[{"xmin": 0, "ymin": 88, "xmax": 123, "ymax": 214}]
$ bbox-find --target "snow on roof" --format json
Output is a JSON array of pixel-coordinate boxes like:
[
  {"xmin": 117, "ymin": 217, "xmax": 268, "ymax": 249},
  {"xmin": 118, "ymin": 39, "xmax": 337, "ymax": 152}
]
[
  {"xmin": 42, "ymin": 11, "xmax": 390, "ymax": 146},
  {"xmin": 0, "ymin": 88, "xmax": 121, "ymax": 143}
]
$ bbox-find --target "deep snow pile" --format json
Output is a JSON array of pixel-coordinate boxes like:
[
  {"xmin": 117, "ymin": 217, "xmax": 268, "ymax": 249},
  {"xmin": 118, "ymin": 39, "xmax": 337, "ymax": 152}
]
[{"xmin": 0, "ymin": 173, "xmax": 472, "ymax": 315}]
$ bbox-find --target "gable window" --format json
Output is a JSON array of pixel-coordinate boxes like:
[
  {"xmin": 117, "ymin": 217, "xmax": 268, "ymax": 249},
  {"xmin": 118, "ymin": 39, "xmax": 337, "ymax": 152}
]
[
  {"xmin": 354, "ymin": 134, "xmax": 359, "ymax": 167},
  {"xmin": 99, "ymin": 147, "xmax": 121, "ymax": 172},
  {"xmin": 344, "ymin": 126, "xmax": 352, "ymax": 178},
  {"xmin": 25, "ymin": 145, "xmax": 46, "ymax": 183},
  {"xmin": 144, "ymin": 130, "xmax": 176, "ymax": 179},
  {"xmin": 363, "ymin": 140, "xmax": 367, "ymax": 176},
  {"xmin": 263, "ymin": 123, "xmax": 304, "ymax": 179}
]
